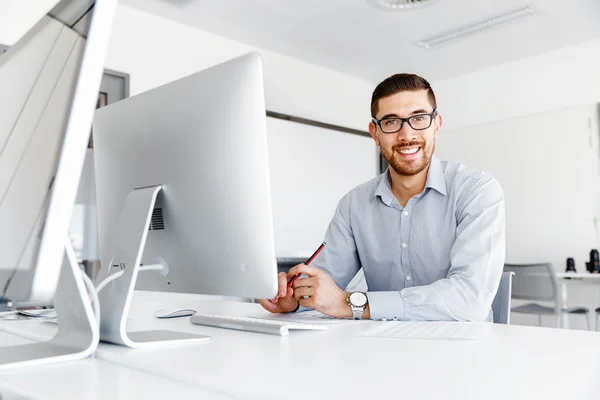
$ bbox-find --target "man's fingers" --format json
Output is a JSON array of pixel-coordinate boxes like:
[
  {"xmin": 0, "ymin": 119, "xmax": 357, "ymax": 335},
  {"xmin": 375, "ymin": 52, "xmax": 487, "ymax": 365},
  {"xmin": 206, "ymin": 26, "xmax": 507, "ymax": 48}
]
[
  {"xmin": 291, "ymin": 276, "xmax": 317, "ymax": 289},
  {"xmin": 293, "ymin": 286, "xmax": 314, "ymax": 299},
  {"xmin": 258, "ymin": 297, "xmax": 298, "ymax": 313},
  {"xmin": 288, "ymin": 263, "xmax": 320, "ymax": 279},
  {"xmin": 285, "ymin": 287, "xmax": 294, "ymax": 298},
  {"xmin": 258, "ymin": 299, "xmax": 277, "ymax": 311},
  {"xmin": 277, "ymin": 272, "xmax": 288, "ymax": 298},
  {"xmin": 298, "ymin": 296, "xmax": 313, "ymax": 308}
]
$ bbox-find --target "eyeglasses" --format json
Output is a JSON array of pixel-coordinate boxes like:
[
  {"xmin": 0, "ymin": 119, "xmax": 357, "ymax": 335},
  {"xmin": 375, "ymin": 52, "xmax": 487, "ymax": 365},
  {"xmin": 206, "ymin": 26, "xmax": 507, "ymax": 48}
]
[{"xmin": 372, "ymin": 109, "xmax": 437, "ymax": 133}]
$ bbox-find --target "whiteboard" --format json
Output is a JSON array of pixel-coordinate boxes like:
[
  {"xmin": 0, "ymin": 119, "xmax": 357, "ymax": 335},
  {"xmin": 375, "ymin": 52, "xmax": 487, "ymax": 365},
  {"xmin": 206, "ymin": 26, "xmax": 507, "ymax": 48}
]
[{"xmin": 266, "ymin": 117, "xmax": 377, "ymax": 257}]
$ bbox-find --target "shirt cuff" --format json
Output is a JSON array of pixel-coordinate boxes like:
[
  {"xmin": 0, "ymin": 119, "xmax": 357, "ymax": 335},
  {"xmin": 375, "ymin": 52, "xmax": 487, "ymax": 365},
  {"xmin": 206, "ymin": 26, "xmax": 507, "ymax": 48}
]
[{"xmin": 367, "ymin": 291, "xmax": 405, "ymax": 321}]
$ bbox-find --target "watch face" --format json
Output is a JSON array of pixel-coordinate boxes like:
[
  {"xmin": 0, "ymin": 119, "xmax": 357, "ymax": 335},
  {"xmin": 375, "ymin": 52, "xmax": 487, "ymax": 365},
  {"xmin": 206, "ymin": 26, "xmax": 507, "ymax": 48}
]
[{"xmin": 350, "ymin": 292, "xmax": 367, "ymax": 307}]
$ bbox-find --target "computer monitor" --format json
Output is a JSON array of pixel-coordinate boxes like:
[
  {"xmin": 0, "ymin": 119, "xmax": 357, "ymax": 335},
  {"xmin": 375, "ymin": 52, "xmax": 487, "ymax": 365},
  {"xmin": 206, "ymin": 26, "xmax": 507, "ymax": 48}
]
[
  {"xmin": 0, "ymin": 0, "xmax": 116, "ymax": 369},
  {"xmin": 92, "ymin": 53, "xmax": 279, "ymax": 346}
]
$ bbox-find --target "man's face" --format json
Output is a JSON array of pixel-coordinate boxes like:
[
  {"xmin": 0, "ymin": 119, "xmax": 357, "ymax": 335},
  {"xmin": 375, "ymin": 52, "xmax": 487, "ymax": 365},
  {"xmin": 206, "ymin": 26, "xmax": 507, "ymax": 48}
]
[{"xmin": 369, "ymin": 90, "xmax": 442, "ymax": 177}]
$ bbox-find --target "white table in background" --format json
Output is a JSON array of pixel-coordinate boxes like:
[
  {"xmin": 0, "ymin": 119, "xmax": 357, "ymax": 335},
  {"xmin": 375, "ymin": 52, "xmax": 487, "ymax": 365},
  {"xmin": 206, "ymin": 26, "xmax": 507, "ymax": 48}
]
[{"xmin": 555, "ymin": 272, "xmax": 600, "ymax": 329}]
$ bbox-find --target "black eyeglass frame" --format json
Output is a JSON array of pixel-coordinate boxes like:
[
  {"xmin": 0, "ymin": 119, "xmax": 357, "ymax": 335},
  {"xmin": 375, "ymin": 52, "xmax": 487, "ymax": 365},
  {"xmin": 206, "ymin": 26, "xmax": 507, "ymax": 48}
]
[{"xmin": 372, "ymin": 108, "xmax": 438, "ymax": 133}]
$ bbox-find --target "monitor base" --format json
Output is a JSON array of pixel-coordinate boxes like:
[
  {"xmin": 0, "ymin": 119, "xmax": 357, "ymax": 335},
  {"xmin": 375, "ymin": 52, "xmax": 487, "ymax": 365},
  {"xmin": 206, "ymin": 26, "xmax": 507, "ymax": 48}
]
[
  {"xmin": 0, "ymin": 237, "xmax": 99, "ymax": 370},
  {"xmin": 97, "ymin": 185, "xmax": 208, "ymax": 348}
]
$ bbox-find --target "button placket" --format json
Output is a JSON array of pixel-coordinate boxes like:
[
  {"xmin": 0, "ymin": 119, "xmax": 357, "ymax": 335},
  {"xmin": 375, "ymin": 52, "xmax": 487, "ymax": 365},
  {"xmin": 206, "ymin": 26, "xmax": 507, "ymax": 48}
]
[{"xmin": 401, "ymin": 200, "xmax": 414, "ymax": 287}]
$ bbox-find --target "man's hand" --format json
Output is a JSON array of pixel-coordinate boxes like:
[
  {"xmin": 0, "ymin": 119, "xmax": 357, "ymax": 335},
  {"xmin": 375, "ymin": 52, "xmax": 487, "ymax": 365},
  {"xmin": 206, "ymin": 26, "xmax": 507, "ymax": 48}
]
[
  {"xmin": 288, "ymin": 263, "xmax": 352, "ymax": 318},
  {"xmin": 258, "ymin": 272, "xmax": 299, "ymax": 314}
]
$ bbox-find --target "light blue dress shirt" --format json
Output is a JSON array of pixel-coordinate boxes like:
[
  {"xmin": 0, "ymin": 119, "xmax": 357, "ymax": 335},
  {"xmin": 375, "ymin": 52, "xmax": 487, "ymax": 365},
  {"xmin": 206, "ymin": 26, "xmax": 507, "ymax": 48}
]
[{"xmin": 311, "ymin": 156, "xmax": 505, "ymax": 322}]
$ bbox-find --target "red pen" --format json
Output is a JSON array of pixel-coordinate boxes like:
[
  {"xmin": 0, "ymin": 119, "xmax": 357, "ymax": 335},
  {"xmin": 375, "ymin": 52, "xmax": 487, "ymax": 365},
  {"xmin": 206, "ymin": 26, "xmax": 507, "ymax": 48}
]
[{"xmin": 287, "ymin": 241, "xmax": 326, "ymax": 288}]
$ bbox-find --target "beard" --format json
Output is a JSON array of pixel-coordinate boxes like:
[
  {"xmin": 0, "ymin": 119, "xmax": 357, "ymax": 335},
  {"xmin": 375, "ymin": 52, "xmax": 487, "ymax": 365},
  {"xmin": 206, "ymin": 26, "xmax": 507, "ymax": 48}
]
[{"xmin": 381, "ymin": 139, "xmax": 435, "ymax": 177}]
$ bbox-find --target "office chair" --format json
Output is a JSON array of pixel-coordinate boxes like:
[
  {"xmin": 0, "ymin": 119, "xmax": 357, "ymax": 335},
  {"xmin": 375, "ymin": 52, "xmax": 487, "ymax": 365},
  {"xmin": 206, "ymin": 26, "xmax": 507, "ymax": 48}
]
[
  {"xmin": 492, "ymin": 271, "xmax": 514, "ymax": 324},
  {"xmin": 504, "ymin": 263, "xmax": 590, "ymax": 329}
]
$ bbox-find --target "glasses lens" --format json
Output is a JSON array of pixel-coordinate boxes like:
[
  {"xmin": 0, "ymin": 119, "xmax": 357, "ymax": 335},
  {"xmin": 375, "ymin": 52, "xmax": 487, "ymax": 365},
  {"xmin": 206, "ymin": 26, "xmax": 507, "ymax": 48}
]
[
  {"xmin": 380, "ymin": 118, "xmax": 401, "ymax": 133},
  {"xmin": 408, "ymin": 115, "xmax": 432, "ymax": 130}
]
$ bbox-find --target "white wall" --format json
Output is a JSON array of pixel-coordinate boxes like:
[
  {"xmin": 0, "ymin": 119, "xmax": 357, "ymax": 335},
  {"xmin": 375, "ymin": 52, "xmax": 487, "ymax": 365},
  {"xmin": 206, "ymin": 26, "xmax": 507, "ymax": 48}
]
[
  {"xmin": 267, "ymin": 117, "xmax": 376, "ymax": 257},
  {"xmin": 103, "ymin": 5, "xmax": 373, "ymax": 131},
  {"xmin": 434, "ymin": 37, "xmax": 600, "ymax": 132}
]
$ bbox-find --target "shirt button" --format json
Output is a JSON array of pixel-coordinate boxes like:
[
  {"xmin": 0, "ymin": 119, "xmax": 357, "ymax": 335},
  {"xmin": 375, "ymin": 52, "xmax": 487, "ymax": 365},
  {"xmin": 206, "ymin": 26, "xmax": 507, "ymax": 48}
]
[
  {"xmin": 402, "ymin": 243, "xmax": 407, "ymax": 248},
  {"xmin": 403, "ymin": 211, "xmax": 409, "ymax": 216},
  {"xmin": 406, "ymin": 275, "xmax": 412, "ymax": 281}
]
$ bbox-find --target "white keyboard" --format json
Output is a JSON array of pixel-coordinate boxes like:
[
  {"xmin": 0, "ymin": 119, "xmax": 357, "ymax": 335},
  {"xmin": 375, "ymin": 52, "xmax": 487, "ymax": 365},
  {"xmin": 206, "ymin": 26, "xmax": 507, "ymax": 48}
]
[
  {"xmin": 358, "ymin": 321, "xmax": 482, "ymax": 340},
  {"xmin": 190, "ymin": 314, "xmax": 328, "ymax": 336}
]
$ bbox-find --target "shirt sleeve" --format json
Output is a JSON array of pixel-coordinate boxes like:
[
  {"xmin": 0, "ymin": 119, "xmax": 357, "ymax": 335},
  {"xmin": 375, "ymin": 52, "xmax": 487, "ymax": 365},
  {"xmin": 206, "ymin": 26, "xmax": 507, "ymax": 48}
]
[
  {"xmin": 311, "ymin": 194, "xmax": 362, "ymax": 291},
  {"xmin": 367, "ymin": 175, "xmax": 506, "ymax": 322}
]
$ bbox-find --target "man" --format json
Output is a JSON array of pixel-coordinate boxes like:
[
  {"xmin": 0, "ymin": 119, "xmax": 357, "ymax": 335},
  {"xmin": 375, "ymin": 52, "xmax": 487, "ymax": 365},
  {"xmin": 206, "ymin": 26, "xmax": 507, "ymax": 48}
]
[{"xmin": 259, "ymin": 73, "xmax": 505, "ymax": 321}]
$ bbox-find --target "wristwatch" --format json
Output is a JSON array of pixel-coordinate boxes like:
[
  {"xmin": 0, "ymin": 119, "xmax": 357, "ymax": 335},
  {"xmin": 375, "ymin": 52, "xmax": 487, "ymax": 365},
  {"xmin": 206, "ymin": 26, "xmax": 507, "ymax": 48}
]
[{"xmin": 347, "ymin": 291, "xmax": 368, "ymax": 320}]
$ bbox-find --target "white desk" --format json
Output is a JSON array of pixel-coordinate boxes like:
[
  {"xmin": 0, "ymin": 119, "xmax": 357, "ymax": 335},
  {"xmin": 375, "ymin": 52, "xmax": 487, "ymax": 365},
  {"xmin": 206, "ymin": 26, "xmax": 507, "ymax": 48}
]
[
  {"xmin": 555, "ymin": 272, "xmax": 600, "ymax": 329},
  {"xmin": 94, "ymin": 291, "xmax": 600, "ymax": 400},
  {"xmin": 556, "ymin": 273, "xmax": 600, "ymax": 280},
  {"xmin": 3, "ymin": 291, "xmax": 600, "ymax": 400},
  {"xmin": 0, "ymin": 332, "xmax": 229, "ymax": 400}
]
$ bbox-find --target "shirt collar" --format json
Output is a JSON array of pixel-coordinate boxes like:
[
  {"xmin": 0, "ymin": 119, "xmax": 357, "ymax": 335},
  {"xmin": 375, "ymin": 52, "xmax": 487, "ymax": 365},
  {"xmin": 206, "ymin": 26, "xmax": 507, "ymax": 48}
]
[
  {"xmin": 425, "ymin": 156, "xmax": 448, "ymax": 196},
  {"xmin": 374, "ymin": 169, "xmax": 394, "ymax": 206},
  {"xmin": 374, "ymin": 155, "xmax": 447, "ymax": 203}
]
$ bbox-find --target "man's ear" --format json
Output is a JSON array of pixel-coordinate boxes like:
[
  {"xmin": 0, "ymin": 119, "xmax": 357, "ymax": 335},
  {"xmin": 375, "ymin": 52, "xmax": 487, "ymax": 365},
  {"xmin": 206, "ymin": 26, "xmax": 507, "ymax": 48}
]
[
  {"xmin": 368, "ymin": 121, "xmax": 380, "ymax": 146},
  {"xmin": 434, "ymin": 113, "xmax": 443, "ymax": 136}
]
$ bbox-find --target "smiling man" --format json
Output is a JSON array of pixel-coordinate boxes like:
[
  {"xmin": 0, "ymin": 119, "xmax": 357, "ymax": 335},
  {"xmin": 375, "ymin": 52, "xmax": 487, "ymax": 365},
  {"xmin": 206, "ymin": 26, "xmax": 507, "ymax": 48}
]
[{"xmin": 259, "ymin": 73, "xmax": 506, "ymax": 322}]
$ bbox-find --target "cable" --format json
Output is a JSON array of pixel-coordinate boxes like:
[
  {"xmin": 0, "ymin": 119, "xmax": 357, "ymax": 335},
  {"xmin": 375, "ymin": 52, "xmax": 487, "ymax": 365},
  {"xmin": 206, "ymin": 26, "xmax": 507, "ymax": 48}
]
[
  {"xmin": 89, "ymin": 263, "xmax": 166, "ymax": 328},
  {"xmin": 42, "ymin": 264, "xmax": 167, "ymax": 330},
  {"xmin": 79, "ymin": 269, "xmax": 100, "ymax": 326},
  {"xmin": 95, "ymin": 263, "xmax": 166, "ymax": 295},
  {"xmin": 1, "ymin": 264, "xmax": 165, "ymax": 332},
  {"xmin": 94, "ymin": 271, "xmax": 122, "ymax": 295}
]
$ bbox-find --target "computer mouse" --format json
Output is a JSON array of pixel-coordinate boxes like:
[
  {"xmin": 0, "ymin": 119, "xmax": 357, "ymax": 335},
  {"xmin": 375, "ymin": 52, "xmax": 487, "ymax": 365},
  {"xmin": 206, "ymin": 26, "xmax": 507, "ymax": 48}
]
[{"xmin": 153, "ymin": 308, "xmax": 197, "ymax": 319}]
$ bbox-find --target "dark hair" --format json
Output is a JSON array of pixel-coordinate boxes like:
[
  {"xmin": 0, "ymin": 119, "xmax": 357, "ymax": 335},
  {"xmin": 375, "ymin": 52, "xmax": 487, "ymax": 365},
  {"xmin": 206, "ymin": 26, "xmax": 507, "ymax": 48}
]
[{"xmin": 370, "ymin": 73, "xmax": 437, "ymax": 118}]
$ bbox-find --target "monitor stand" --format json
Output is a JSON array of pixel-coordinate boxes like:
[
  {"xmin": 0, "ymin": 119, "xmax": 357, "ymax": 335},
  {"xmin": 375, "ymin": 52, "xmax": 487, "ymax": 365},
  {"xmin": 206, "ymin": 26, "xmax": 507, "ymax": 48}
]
[
  {"xmin": 0, "ymin": 237, "xmax": 99, "ymax": 370},
  {"xmin": 97, "ymin": 185, "xmax": 210, "ymax": 348}
]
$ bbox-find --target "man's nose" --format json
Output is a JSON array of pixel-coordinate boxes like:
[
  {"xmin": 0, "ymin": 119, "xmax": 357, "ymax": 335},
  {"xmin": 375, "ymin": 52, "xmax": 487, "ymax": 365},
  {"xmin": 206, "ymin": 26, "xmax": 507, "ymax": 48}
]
[{"xmin": 394, "ymin": 121, "xmax": 418, "ymax": 141}]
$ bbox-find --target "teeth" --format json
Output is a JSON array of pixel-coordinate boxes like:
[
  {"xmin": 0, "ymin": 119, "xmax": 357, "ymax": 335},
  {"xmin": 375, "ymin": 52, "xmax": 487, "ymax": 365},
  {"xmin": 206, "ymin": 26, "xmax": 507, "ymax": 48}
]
[{"xmin": 399, "ymin": 147, "xmax": 419, "ymax": 155}]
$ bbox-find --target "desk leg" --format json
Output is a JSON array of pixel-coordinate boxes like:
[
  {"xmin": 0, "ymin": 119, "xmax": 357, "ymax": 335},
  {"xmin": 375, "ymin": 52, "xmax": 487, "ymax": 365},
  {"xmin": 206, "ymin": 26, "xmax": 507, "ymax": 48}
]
[{"xmin": 559, "ymin": 282, "xmax": 569, "ymax": 329}]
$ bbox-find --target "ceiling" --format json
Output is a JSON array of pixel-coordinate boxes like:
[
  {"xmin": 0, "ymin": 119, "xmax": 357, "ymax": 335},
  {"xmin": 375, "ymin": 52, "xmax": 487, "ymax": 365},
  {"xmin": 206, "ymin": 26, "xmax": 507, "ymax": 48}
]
[{"xmin": 120, "ymin": 0, "xmax": 600, "ymax": 83}]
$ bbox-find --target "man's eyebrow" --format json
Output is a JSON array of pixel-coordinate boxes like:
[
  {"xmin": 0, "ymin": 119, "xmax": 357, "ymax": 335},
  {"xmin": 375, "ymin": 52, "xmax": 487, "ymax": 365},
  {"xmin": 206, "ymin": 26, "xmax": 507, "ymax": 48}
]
[{"xmin": 379, "ymin": 109, "xmax": 431, "ymax": 119}]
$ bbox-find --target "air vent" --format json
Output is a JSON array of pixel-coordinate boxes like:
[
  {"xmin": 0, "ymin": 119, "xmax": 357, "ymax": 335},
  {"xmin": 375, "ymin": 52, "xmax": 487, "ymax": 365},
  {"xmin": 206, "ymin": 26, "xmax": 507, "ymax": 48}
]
[
  {"xmin": 149, "ymin": 208, "xmax": 165, "ymax": 231},
  {"xmin": 416, "ymin": 5, "xmax": 538, "ymax": 50},
  {"xmin": 366, "ymin": 0, "xmax": 438, "ymax": 10}
]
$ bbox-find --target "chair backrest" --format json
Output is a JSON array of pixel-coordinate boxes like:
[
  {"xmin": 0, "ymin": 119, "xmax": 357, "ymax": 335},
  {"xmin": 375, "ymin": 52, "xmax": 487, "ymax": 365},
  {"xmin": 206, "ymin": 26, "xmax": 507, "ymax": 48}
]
[
  {"xmin": 503, "ymin": 263, "xmax": 558, "ymax": 302},
  {"xmin": 492, "ymin": 271, "xmax": 514, "ymax": 324}
]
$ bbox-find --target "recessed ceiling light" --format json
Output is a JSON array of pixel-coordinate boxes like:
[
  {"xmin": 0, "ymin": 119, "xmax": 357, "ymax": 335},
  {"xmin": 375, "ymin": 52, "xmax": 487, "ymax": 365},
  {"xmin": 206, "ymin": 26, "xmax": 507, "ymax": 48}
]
[
  {"xmin": 156, "ymin": 0, "xmax": 199, "ymax": 7},
  {"xmin": 416, "ymin": 5, "xmax": 539, "ymax": 50},
  {"xmin": 366, "ymin": 0, "xmax": 439, "ymax": 11}
]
